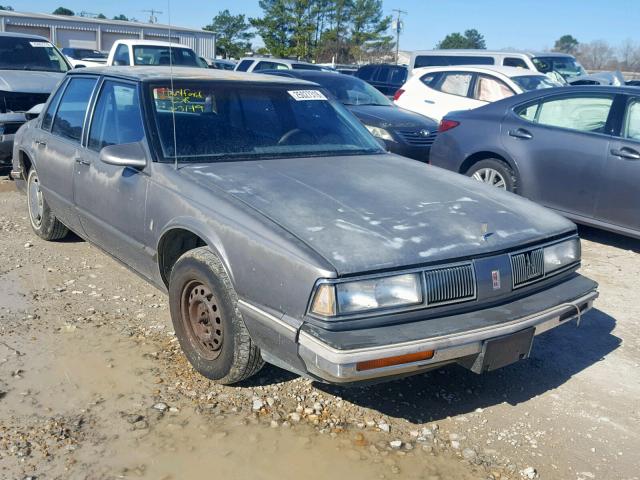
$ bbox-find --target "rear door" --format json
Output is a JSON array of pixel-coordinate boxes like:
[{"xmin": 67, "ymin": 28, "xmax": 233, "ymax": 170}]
[
  {"xmin": 33, "ymin": 76, "xmax": 97, "ymax": 234},
  {"xmin": 594, "ymin": 95, "xmax": 640, "ymax": 233},
  {"xmin": 501, "ymin": 92, "xmax": 615, "ymax": 218}
]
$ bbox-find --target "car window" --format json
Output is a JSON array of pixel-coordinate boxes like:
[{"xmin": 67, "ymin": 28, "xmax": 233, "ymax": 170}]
[
  {"xmin": 291, "ymin": 63, "xmax": 323, "ymax": 70},
  {"xmin": 623, "ymin": 99, "xmax": 640, "ymax": 141},
  {"xmin": 474, "ymin": 75, "xmax": 515, "ymax": 102},
  {"xmin": 254, "ymin": 61, "xmax": 288, "ymax": 71},
  {"xmin": 41, "ymin": 81, "xmax": 67, "ymax": 131},
  {"xmin": 88, "ymin": 81, "xmax": 144, "ymax": 151},
  {"xmin": 414, "ymin": 55, "xmax": 494, "ymax": 68},
  {"xmin": 114, "ymin": 44, "xmax": 130, "ymax": 65},
  {"xmin": 51, "ymin": 77, "xmax": 97, "ymax": 143},
  {"xmin": 357, "ymin": 66, "xmax": 378, "ymax": 81},
  {"xmin": 439, "ymin": 73, "xmax": 473, "ymax": 97},
  {"xmin": 373, "ymin": 66, "xmax": 390, "ymax": 83},
  {"xmin": 235, "ymin": 59, "xmax": 253, "ymax": 72},
  {"xmin": 389, "ymin": 67, "xmax": 407, "ymax": 85},
  {"xmin": 0, "ymin": 36, "xmax": 70, "ymax": 73},
  {"xmin": 517, "ymin": 95, "xmax": 614, "ymax": 134},
  {"xmin": 503, "ymin": 57, "xmax": 528, "ymax": 68},
  {"xmin": 420, "ymin": 72, "xmax": 441, "ymax": 88},
  {"xmin": 133, "ymin": 46, "xmax": 200, "ymax": 67}
]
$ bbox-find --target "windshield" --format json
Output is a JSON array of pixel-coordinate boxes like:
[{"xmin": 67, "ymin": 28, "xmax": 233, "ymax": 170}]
[
  {"xmin": 0, "ymin": 36, "xmax": 70, "ymax": 72},
  {"xmin": 511, "ymin": 75, "xmax": 563, "ymax": 91},
  {"xmin": 67, "ymin": 48, "xmax": 106, "ymax": 59},
  {"xmin": 149, "ymin": 82, "xmax": 383, "ymax": 162},
  {"xmin": 310, "ymin": 75, "xmax": 392, "ymax": 107},
  {"xmin": 532, "ymin": 56, "xmax": 586, "ymax": 79},
  {"xmin": 133, "ymin": 46, "xmax": 201, "ymax": 67}
]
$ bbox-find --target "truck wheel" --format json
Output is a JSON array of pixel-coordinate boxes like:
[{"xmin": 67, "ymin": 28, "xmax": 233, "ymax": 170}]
[
  {"xmin": 168, "ymin": 247, "xmax": 264, "ymax": 384},
  {"xmin": 466, "ymin": 158, "xmax": 518, "ymax": 193},
  {"xmin": 26, "ymin": 168, "xmax": 69, "ymax": 241}
]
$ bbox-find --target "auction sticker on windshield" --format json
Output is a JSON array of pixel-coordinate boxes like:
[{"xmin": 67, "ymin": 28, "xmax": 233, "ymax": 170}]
[
  {"xmin": 29, "ymin": 42, "xmax": 51, "ymax": 47},
  {"xmin": 288, "ymin": 90, "xmax": 327, "ymax": 101}
]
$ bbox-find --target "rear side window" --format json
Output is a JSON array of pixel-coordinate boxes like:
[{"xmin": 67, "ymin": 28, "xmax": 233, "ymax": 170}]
[
  {"xmin": 623, "ymin": 99, "xmax": 640, "ymax": 141},
  {"xmin": 420, "ymin": 72, "xmax": 441, "ymax": 88},
  {"xmin": 474, "ymin": 75, "xmax": 515, "ymax": 102},
  {"xmin": 254, "ymin": 61, "xmax": 288, "ymax": 71},
  {"xmin": 414, "ymin": 55, "xmax": 494, "ymax": 68},
  {"xmin": 291, "ymin": 63, "xmax": 322, "ymax": 70},
  {"xmin": 389, "ymin": 67, "xmax": 407, "ymax": 85},
  {"xmin": 88, "ymin": 81, "xmax": 144, "ymax": 151},
  {"xmin": 503, "ymin": 57, "xmax": 528, "ymax": 68},
  {"xmin": 516, "ymin": 95, "xmax": 614, "ymax": 134},
  {"xmin": 41, "ymin": 80, "xmax": 67, "ymax": 131},
  {"xmin": 235, "ymin": 59, "xmax": 253, "ymax": 72},
  {"xmin": 113, "ymin": 44, "xmax": 130, "ymax": 65},
  {"xmin": 439, "ymin": 73, "xmax": 473, "ymax": 97},
  {"xmin": 357, "ymin": 66, "xmax": 378, "ymax": 81},
  {"xmin": 51, "ymin": 77, "xmax": 97, "ymax": 143}
]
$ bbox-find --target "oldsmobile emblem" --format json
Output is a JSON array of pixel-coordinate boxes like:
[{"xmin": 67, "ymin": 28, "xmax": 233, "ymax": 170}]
[{"xmin": 492, "ymin": 270, "xmax": 501, "ymax": 290}]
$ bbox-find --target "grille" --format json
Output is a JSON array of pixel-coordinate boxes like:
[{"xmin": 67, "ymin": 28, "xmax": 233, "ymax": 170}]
[
  {"xmin": 396, "ymin": 128, "xmax": 438, "ymax": 146},
  {"xmin": 0, "ymin": 91, "xmax": 50, "ymax": 114},
  {"xmin": 511, "ymin": 248, "xmax": 544, "ymax": 287},
  {"xmin": 424, "ymin": 263, "xmax": 476, "ymax": 306}
]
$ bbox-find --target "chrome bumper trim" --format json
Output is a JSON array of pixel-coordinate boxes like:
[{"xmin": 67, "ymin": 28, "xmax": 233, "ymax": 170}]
[{"xmin": 298, "ymin": 290, "xmax": 598, "ymax": 383}]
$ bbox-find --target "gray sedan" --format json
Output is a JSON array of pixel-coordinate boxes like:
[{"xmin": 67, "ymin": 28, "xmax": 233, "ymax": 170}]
[
  {"xmin": 12, "ymin": 67, "xmax": 597, "ymax": 385},
  {"xmin": 430, "ymin": 86, "xmax": 640, "ymax": 239}
]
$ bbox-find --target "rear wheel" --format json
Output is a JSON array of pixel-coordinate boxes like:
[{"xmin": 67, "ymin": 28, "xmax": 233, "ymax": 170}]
[
  {"xmin": 466, "ymin": 158, "xmax": 518, "ymax": 193},
  {"xmin": 168, "ymin": 247, "xmax": 263, "ymax": 384},
  {"xmin": 26, "ymin": 168, "xmax": 68, "ymax": 241}
]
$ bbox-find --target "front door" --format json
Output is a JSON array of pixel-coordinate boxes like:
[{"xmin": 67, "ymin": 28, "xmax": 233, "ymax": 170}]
[
  {"xmin": 73, "ymin": 79, "xmax": 154, "ymax": 277},
  {"xmin": 34, "ymin": 76, "xmax": 97, "ymax": 234},
  {"xmin": 502, "ymin": 93, "xmax": 615, "ymax": 219},
  {"xmin": 594, "ymin": 95, "xmax": 640, "ymax": 233}
]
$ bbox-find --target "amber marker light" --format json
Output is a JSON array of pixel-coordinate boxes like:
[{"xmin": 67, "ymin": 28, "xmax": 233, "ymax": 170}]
[{"xmin": 355, "ymin": 350, "xmax": 435, "ymax": 371}]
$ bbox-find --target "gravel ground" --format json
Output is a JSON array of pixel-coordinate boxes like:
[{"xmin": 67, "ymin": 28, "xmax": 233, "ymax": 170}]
[{"xmin": 1, "ymin": 176, "xmax": 639, "ymax": 480}]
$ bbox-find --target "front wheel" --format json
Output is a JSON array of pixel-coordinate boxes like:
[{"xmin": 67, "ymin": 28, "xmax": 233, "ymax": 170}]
[
  {"xmin": 168, "ymin": 247, "xmax": 263, "ymax": 384},
  {"xmin": 26, "ymin": 168, "xmax": 68, "ymax": 241},
  {"xmin": 466, "ymin": 159, "xmax": 518, "ymax": 193}
]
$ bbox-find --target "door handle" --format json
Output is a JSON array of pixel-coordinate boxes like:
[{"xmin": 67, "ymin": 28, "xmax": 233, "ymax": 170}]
[
  {"xmin": 611, "ymin": 147, "xmax": 640, "ymax": 160},
  {"xmin": 35, "ymin": 140, "xmax": 47, "ymax": 147},
  {"xmin": 74, "ymin": 157, "xmax": 91, "ymax": 166},
  {"xmin": 423, "ymin": 99, "xmax": 435, "ymax": 104},
  {"xmin": 508, "ymin": 128, "xmax": 533, "ymax": 140}
]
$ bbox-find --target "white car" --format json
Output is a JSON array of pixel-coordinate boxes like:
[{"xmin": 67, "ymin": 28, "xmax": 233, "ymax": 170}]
[
  {"xmin": 106, "ymin": 39, "xmax": 202, "ymax": 68},
  {"xmin": 394, "ymin": 66, "xmax": 561, "ymax": 121},
  {"xmin": 234, "ymin": 57, "xmax": 329, "ymax": 73}
]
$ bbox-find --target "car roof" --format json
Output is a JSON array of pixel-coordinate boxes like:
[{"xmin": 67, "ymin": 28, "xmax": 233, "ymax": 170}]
[
  {"xmin": 237, "ymin": 57, "xmax": 317, "ymax": 66},
  {"xmin": 112, "ymin": 39, "xmax": 190, "ymax": 48},
  {"xmin": 412, "ymin": 65, "xmax": 544, "ymax": 78},
  {"xmin": 0, "ymin": 31, "xmax": 51, "ymax": 41},
  {"xmin": 67, "ymin": 66, "xmax": 317, "ymax": 85},
  {"xmin": 411, "ymin": 50, "xmax": 576, "ymax": 59}
]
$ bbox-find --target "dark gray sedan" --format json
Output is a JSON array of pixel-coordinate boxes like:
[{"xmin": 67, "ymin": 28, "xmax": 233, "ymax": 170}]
[
  {"xmin": 430, "ymin": 86, "xmax": 640, "ymax": 239},
  {"xmin": 12, "ymin": 67, "xmax": 597, "ymax": 385}
]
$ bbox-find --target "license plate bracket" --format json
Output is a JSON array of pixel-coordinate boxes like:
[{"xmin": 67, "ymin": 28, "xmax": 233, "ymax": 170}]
[{"xmin": 469, "ymin": 327, "xmax": 535, "ymax": 374}]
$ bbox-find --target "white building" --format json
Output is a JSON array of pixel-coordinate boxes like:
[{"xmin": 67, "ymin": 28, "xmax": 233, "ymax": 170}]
[{"xmin": 0, "ymin": 10, "xmax": 216, "ymax": 56}]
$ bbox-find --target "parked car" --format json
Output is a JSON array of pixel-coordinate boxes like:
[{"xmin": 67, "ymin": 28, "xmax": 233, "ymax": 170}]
[
  {"xmin": 408, "ymin": 50, "xmax": 616, "ymax": 85},
  {"xmin": 12, "ymin": 67, "xmax": 597, "ymax": 385},
  {"xmin": 62, "ymin": 47, "xmax": 107, "ymax": 67},
  {"xmin": 429, "ymin": 85, "xmax": 640, "ymax": 239},
  {"xmin": 1, "ymin": 32, "xmax": 71, "ymax": 172},
  {"xmin": 234, "ymin": 57, "xmax": 327, "ymax": 73},
  {"xmin": 210, "ymin": 59, "xmax": 236, "ymax": 70},
  {"xmin": 355, "ymin": 64, "xmax": 408, "ymax": 96},
  {"xmin": 262, "ymin": 69, "xmax": 438, "ymax": 162},
  {"xmin": 106, "ymin": 39, "xmax": 203, "ymax": 67},
  {"xmin": 395, "ymin": 66, "xmax": 562, "ymax": 121}
]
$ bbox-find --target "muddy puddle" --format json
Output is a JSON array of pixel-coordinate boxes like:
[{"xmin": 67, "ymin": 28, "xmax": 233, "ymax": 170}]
[{"xmin": 1, "ymin": 269, "xmax": 482, "ymax": 480}]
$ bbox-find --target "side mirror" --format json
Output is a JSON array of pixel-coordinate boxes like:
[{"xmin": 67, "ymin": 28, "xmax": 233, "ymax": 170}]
[
  {"xmin": 74, "ymin": 64, "xmax": 86, "ymax": 69},
  {"xmin": 99, "ymin": 142, "xmax": 147, "ymax": 169},
  {"xmin": 26, "ymin": 103, "xmax": 45, "ymax": 121}
]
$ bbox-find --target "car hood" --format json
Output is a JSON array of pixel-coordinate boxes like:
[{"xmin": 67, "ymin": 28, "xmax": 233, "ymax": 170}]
[
  {"xmin": 0, "ymin": 70, "xmax": 65, "ymax": 93},
  {"xmin": 347, "ymin": 105, "xmax": 437, "ymax": 130},
  {"xmin": 182, "ymin": 155, "xmax": 575, "ymax": 275}
]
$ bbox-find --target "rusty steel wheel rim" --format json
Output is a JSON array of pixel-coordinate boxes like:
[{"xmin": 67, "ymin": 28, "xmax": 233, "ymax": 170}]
[{"xmin": 181, "ymin": 280, "xmax": 223, "ymax": 360}]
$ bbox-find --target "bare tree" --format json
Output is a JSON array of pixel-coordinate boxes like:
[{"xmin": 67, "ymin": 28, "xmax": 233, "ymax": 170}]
[
  {"xmin": 619, "ymin": 39, "xmax": 640, "ymax": 72},
  {"xmin": 577, "ymin": 40, "xmax": 615, "ymax": 70}
]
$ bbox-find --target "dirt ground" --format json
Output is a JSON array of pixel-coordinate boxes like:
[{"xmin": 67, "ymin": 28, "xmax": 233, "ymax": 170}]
[{"xmin": 1, "ymin": 175, "xmax": 639, "ymax": 480}]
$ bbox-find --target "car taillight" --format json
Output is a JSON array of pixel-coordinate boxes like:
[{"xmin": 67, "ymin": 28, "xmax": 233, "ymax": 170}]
[
  {"xmin": 393, "ymin": 89, "xmax": 405, "ymax": 101},
  {"xmin": 438, "ymin": 119, "xmax": 460, "ymax": 133}
]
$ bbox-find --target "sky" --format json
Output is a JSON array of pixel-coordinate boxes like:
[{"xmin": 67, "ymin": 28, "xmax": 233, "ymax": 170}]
[{"xmin": 15, "ymin": 0, "xmax": 640, "ymax": 52}]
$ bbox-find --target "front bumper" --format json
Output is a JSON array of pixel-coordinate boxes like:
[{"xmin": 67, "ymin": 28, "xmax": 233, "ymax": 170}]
[
  {"xmin": 386, "ymin": 140, "xmax": 431, "ymax": 163},
  {"xmin": 298, "ymin": 275, "xmax": 598, "ymax": 383}
]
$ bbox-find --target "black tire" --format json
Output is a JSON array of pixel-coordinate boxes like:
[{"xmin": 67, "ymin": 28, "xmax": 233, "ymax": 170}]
[
  {"xmin": 466, "ymin": 158, "xmax": 518, "ymax": 193},
  {"xmin": 26, "ymin": 168, "xmax": 69, "ymax": 241},
  {"xmin": 168, "ymin": 247, "xmax": 263, "ymax": 384}
]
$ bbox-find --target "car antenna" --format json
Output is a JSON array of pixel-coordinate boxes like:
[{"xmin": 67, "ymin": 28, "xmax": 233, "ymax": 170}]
[{"xmin": 167, "ymin": 0, "xmax": 178, "ymax": 170}]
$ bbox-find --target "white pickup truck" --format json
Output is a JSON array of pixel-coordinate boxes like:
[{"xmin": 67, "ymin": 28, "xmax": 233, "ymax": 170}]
[{"xmin": 106, "ymin": 39, "xmax": 204, "ymax": 67}]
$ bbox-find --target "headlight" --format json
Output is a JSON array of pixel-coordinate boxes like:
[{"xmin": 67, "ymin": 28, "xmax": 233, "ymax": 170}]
[
  {"xmin": 310, "ymin": 273, "xmax": 422, "ymax": 317},
  {"xmin": 544, "ymin": 238, "xmax": 580, "ymax": 274},
  {"xmin": 365, "ymin": 125, "xmax": 394, "ymax": 142}
]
